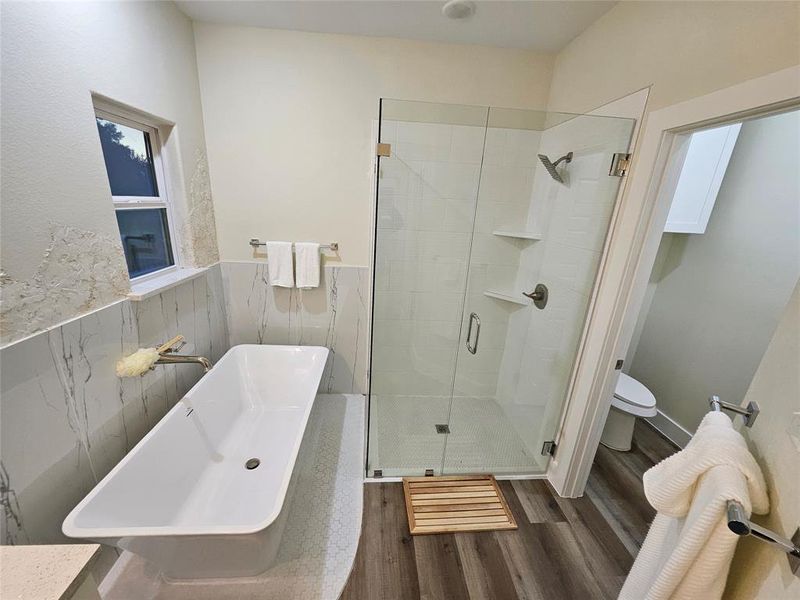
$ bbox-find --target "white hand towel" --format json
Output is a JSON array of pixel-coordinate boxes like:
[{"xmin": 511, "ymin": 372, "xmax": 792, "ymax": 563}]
[
  {"xmin": 619, "ymin": 411, "xmax": 768, "ymax": 600},
  {"xmin": 266, "ymin": 241, "xmax": 294, "ymax": 288},
  {"xmin": 294, "ymin": 242, "xmax": 320, "ymax": 289}
]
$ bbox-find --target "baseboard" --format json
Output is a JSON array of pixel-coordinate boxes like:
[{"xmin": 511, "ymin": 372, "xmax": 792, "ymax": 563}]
[{"xmin": 645, "ymin": 410, "xmax": 692, "ymax": 448}]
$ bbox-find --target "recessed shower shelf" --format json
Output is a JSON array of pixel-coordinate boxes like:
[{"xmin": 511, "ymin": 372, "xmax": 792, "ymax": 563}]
[
  {"xmin": 483, "ymin": 290, "xmax": 531, "ymax": 306},
  {"xmin": 492, "ymin": 230, "xmax": 543, "ymax": 241}
]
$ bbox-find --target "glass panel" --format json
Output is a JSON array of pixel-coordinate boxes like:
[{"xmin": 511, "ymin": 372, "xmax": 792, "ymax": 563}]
[
  {"xmin": 96, "ymin": 118, "xmax": 159, "ymax": 197},
  {"xmin": 367, "ymin": 99, "xmax": 635, "ymax": 477},
  {"xmin": 115, "ymin": 208, "xmax": 174, "ymax": 278},
  {"xmin": 367, "ymin": 99, "xmax": 488, "ymax": 477},
  {"xmin": 442, "ymin": 110, "xmax": 550, "ymax": 474},
  {"xmin": 443, "ymin": 108, "xmax": 635, "ymax": 474}
]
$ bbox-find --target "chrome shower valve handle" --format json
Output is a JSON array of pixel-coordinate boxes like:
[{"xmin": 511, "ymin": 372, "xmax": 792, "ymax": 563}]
[{"xmin": 523, "ymin": 284, "xmax": 548, "ymax": 309}]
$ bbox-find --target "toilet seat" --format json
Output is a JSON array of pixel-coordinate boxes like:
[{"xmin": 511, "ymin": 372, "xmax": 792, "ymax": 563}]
[{"xmin": 611, "ymin": 373, "xmax": 657, "ymax": 418}]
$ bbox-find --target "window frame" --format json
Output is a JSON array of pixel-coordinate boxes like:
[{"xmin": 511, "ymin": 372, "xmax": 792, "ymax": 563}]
[{"xmin": 94, "ymin": 103, "xmax": 181, "ymax": 284}]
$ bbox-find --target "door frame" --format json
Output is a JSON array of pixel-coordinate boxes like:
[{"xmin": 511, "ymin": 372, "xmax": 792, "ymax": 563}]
[{"xmin": 547, "ymin": 66, "xmax": 800, "ymax": 497}]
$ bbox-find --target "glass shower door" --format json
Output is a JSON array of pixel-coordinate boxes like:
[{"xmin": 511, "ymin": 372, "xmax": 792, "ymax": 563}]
[
  {"xmin": 368, "ymin": 99, "xmax": 635, "ymax": 477},
  {"xmin": 368, "ymin": 100, "xmax": 488, "ymax": 477},
  {"xmin": 442, "ymin": 108, "xmax": 636, "ymax": 474}
]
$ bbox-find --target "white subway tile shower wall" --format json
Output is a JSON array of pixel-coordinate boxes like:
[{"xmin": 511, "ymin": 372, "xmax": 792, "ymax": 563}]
[
  {"xmin": 496, "ymin": 114, "xmax": 634, "ymax": 455},
  {"xmin": 372, "ymin": 120, "xmax": 486, "ymax": 398},
  {"xmin": 0, "ymin": 266, "xmax": 229, "ymax": 545},
  {"xmin": 221, "ymin": 263, "xmax": 369, "ymax": 395},
  {"xmin": 452, "ymin": 127, "xmax": 544, "ymax": 401},
  {"xmin": 373, "ymin": 122, "xmax": 547, "ymax": 402},
  {"xmin": 370, "ymin": 120, "xmax": 550, "ymax": 475}
]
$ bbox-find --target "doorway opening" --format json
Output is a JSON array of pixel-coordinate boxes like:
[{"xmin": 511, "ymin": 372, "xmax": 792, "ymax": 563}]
[{"xmin": 604, "ymin": 108, "xmax": 799, "ymax": 449}]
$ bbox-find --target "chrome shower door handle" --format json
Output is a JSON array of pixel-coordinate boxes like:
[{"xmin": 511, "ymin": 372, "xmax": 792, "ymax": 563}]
[{"xmin": 466, "ymin": 312, "xmax": 481, "ymax": 355}]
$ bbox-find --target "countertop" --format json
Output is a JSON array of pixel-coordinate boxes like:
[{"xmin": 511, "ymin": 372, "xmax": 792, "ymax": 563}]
[{"xmin": 0, "ymin": 544, "xmax": 101, "ymax": 600}]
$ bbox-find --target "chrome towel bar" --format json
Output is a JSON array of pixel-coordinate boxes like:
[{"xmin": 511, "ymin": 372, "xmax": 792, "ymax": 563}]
[
  {"xmin": 248, "ymin": 238, "xmax": 339, "ymax": 252},
  {"xmin": 706, "ymin": 394, "xmax": 800, "ymax": 572},
  {"xmin": 726, "ymin": 500, "xmax": 800, "ymax": 559},
  {"xmin": 708, "ymin": 395, "xmax": 759, "ymax": 427}
]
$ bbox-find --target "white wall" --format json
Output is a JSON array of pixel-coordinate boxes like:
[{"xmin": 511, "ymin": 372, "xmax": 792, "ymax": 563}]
[
  {"xmin": 628, "ymin": 111, "xmax": 800, "ymax": 433},
  {"xmin": 623, "ymin": 233, "xmax": 676, "ymax": 377},
  {"xmin": 192, "ymin": 24, "xmax": 555, "ymax": 266},
  {"xmin": 546, "ymin": 1, "xmax": 800, "ymax": 114},
  {"xmin": 190, "ymin": 2, "xmax": 800, "ymax": 267},
  {"xmin": 0, "ymin": 1, "xmax": 219, "ymax": 346},
  {"xmin": 726, "ymin": 282, "xmax": 800, "ymax": 600}
]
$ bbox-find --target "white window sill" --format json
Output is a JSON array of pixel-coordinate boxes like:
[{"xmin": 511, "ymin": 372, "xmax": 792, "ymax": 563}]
[{"xmin": 127, "ymin": 267, "xmax": 209, "ymax": 301}]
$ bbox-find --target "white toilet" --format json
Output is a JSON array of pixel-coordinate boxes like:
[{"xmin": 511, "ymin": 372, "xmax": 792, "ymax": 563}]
[{"xmin": 600, "ymin": 373, "xmax": 657, "ymax": 451}]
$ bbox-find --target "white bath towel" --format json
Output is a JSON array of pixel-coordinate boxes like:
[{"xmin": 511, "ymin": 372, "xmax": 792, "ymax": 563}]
[
  {"xmin": 266, "ymin": 241, "xmax": 294, "ymax": 288},
  {"xmin": 294, "ymin": 242, "xmax": 320, "ymax": 289},
  {"xmin": 619, "ymin": 411, "xmax": 768, "ymax": 600}
]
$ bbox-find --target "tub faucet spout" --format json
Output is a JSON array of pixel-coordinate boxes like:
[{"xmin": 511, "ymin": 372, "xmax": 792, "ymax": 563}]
[{"xmin": 155, "ymin": 354, "xmax": 213, "ymax": 372}]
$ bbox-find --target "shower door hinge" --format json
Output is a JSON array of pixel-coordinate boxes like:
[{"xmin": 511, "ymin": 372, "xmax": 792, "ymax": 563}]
[
  {"xmin": 609, "ymin": 152, "xmax": 632, "ymax": 177},
  {"xmin": 541, "ymin": 441, "xmax": 557, "ymax": 457},
  {"xmin": 376, "ymin": 142, "xmax": 392, "ymax": 157},
  {"xmin": 373, "ymin": 469, "xmax": 383, "ymax": 478}
]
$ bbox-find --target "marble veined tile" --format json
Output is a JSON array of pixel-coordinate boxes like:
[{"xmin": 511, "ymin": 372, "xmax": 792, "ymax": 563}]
[
  {"xmin": 221, "ymin": 263, "xmax": 369, "ymax": 395},
  {"xmin": 1, "ymin": 260, "xmax": 365, "ymax": 548},
  {"xmin": 0, "ymin": 265, "xmax": 231, "ymax": 545}
]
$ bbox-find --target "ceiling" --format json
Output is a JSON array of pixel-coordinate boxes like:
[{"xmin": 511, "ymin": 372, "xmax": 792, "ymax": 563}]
[{"xmin": 175, "ymin": 1, "xmax": 617, "ymax": 52}]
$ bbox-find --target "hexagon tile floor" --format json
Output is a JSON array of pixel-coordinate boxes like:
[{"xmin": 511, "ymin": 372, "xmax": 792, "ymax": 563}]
[{"xmin": 100, "ymin": 394, "xmax": 365, "ymax": 600}]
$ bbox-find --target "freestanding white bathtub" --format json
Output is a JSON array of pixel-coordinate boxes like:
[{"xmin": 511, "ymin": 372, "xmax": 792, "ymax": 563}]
[{"xmin": 63, "ymin": 344, "xmax": 329, "ymax": 580}]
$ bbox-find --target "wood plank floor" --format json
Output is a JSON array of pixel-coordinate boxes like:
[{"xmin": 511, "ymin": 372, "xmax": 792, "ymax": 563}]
[{"xmin": 340, "ymin": 420, "xmax": 678, "ymax": 600}]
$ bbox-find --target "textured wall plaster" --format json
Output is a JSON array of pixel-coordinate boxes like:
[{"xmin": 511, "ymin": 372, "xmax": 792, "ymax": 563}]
[
  {"xmin": 0, "ymin": 2, "xmax": 220, "ymax": 346},
  {"xmin": 182, "ymin": 150, "xmax": 220, "ymax": 267},
  {"xmin": 0, "ymin": 224, "xmax": 129, "ymax": 346}
]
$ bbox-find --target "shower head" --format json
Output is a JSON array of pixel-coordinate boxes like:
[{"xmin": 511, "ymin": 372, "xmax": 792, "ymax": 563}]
[{"xmin": 537, "ymin": 151, "xmax": 573, "ymax": 184}]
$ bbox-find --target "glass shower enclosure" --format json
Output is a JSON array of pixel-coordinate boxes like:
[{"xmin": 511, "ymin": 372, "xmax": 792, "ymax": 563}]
[{"xmin": 368, "ymin": 99, "xmax": 634, "ymax": 477}]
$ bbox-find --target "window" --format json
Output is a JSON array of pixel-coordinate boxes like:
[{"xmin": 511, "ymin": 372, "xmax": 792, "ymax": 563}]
[{"xmin": 95, "ymin": 105, "xmax": 177, "ymax": 280}]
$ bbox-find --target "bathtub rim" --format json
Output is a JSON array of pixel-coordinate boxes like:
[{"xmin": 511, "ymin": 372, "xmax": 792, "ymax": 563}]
[{"xmin": 62, "ymin": 343, "xmax": 329, "ymax": 539}]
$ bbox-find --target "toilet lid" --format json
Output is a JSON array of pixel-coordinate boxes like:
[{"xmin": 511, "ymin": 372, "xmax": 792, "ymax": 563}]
[{"xmin": 614, "ymin": 373, "xmax": 656, "ymax": 409}]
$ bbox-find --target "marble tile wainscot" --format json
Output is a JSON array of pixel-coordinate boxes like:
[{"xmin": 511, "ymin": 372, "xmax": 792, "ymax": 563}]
[
  {"xmin": 0, "ymin": 265, "xmax": 229, "ymax": 546},
  {"xmin": 221, "ymin": 262, "xmax": 369, "ymax": 395}
]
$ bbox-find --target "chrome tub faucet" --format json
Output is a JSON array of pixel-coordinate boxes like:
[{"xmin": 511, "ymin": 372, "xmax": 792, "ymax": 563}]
[{"xmin": 155, "ymin": 335, "xmax": 213, "ymax": 373}]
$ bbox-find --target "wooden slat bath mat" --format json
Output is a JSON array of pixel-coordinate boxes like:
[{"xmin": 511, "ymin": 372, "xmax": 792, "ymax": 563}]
[{"xmin": 402, "ymin": 475, "xmax": 517, "ymax": 535}]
